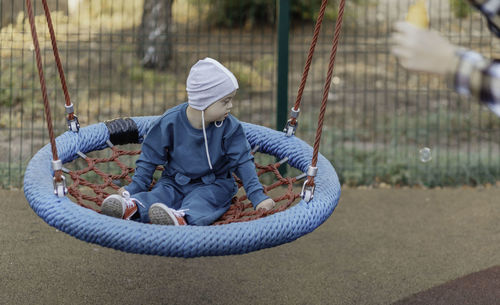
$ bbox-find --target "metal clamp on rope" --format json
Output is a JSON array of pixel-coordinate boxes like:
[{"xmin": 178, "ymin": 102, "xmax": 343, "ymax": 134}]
[
  {"xmin": 65, "ymin": 103, "xmax": 80, "ymax": 132},
  {"xmin": 283, "ymin": 107, "xmax": 300, "ymax": 137},
  {"xmin": 300, "ymin": 166, "xmax": 318, "ymax": 203},
  {"xmin": 67, "ymin": 116, "xmax": 80, "ymax": 132},
  {"xmin": 52, "ymin": 160, "xmax": 68, "ymax": 197},
  {"xmin": 53, "ymin": 175, "xmax": 68, "ymax": 197}
]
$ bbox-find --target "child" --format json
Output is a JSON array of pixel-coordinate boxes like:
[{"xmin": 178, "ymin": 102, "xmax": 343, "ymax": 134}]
[{"xmin": 101, "ymin": 57, "xmax": 276, "ymax": 225}]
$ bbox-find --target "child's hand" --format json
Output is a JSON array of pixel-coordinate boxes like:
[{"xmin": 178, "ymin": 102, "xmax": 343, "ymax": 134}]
[
  {"xmin": 117, "ymin": 187, "xmax": 127, "ymax": 197},
  {"xmin": 256, "ymin": 198, "xmax": 275, "ymax": 211}
]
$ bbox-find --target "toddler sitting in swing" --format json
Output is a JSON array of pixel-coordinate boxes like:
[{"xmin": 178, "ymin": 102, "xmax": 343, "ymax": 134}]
[{"xmin": 101, "ymin": 57, "xmax": 275, "ymax": 225}]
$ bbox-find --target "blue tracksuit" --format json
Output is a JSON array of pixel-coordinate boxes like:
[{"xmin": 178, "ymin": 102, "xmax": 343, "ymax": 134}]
[{"xmin": 125, "ymin": 103, "xmax": 269, "ymax": 225}]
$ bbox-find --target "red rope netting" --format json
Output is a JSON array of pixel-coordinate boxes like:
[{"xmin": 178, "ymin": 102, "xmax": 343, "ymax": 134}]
[{"xmin": 66, "ymin": 147, "xmax": 302, "ymax": 225}]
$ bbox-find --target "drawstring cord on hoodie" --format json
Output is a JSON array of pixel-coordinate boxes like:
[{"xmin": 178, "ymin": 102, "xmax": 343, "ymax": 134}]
[{"xmin": 201, "ymin": 110, "xmax": 224, "ymax": 170}]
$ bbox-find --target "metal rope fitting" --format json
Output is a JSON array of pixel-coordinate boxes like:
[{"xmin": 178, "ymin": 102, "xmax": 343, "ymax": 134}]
[
  {"xmin": 52, "ymin": 159, "xmax": 63, "ymax": 171},
  {"xmin": 277, "ymin": 156, "xmax": 289, "ymax": 165},
  {"xmin": 65, "ymin": 103, "xmax": 74, "ymax": 114},
  {"xmin": 290, "ymin": 107, "xmax": 300, "ymax": 119},
  {"xmin": 65, "ymin": 103, "xmax": 80, "ymax": 132},
  {"xmin": 306, "ymin": 166, "xmax": 318, "ymax": 177},
  {"xmin": 76, "ymin": 151, "xmax": 88, "ymax": 159},
  {"xmin": 300, "ymin": 166, "xmax": 318, "ymax": 202},
  {"xmin": 300, "ymin": 179, "xmax": 316, "ymax": 202},
  {"xmin": 53, "ymin": 175, "xmax": 68, "ymax": 197},
  {"xmin": 67, "ymin": 115, "xmax": 80, "ymax": 132},
  {"xmin": 283, "ymin": 107, "xmax": 300, "ymax": 137},
  {"xmin": 51, "ymin": 159, "xmax": 68, "ymax": 197}
]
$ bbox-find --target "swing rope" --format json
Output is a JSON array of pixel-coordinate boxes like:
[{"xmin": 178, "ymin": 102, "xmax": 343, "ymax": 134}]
[
  {"xmin": 25, "ymin": 0, "xmax": 63, "ymax": 185},
  {"xmin": 292, "ymin": 0, "xmax": 346, "ymax": 199},
  {"xmin": 23, "ymin": 0, "xmax": 342, "ymax": 257},
  {"xmin": 310, "ymin": 0, "xmax": 345, "ymax": 175},
  {"xmin": 26, "ymin": 0, "xmax": 345, "ymax": 212},
  {"xmin": 286, "ymin": 0, "xmax": 329, "ymax": 132},
  {"xmin": 40, "ymin": 0, "xmax": 73, "ymax": 119}
]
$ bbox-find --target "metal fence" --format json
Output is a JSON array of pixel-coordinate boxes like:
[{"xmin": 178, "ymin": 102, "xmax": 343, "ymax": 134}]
[{"xmin": 1, "ymin": 0, "xmax": 499, "ymax": 189}]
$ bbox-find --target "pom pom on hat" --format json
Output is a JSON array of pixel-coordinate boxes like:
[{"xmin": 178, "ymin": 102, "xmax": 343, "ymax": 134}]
[{"xmin": 186, "ymin": 57, "xmax": 239, "ymax": 111}]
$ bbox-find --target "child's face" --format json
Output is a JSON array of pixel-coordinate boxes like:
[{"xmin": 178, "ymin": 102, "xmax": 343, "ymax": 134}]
[{"xmin": 204, "ymin": 90, "xmax": 236, "ymax": 122}]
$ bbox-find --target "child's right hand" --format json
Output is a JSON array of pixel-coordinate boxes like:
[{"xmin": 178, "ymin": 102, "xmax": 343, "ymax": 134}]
[
  {"xmin": 117, "ymin": 187, "xmax": 127, "ymax": 197},
  {"xmin": 256, "ymin": 198, "xmax": 275, "ymax": 211}
]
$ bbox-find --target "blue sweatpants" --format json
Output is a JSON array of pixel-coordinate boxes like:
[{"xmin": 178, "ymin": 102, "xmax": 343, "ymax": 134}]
[{"xmin": 130, "ymin": 176, "xmax": 238, "ymax": 225}]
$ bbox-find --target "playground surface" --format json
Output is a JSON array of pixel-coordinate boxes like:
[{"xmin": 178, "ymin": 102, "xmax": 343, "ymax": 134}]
[{"xmin": 1, "ymin": 186, "xmax": 499, "ymax": 305}]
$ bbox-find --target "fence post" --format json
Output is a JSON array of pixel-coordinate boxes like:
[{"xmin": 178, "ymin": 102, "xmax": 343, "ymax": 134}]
[
  {"xmin": 276, "ymin": 0, "xmax": 290, "ymax": 175},
  {"xmin": 276, "ymin": 0, "xmax": 289, "ymax": 132}
]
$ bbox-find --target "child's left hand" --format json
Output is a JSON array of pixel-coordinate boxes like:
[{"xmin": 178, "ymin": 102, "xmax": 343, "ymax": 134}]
[{"xmin": 256, "ymin": 198, "xmax": 276, "ymax": 211}]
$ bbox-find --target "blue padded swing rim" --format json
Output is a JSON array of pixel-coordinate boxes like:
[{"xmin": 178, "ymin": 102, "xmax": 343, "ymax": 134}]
[{"xmin": 23, "ymin": 117, "xmax": 341, "ymax": 257}]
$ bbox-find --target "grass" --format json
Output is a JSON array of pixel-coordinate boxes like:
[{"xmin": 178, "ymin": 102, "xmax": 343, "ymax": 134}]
[
  {"xmin": 0, "ymin": 161, "xmax": 28, "ymax": 189},
  {"xmin": 330, "ymin": 141, "xmax": 500, "ymax": 187},
  {"xmin": 1, "ymin": 0, "xmax": 500, "ymax": 190}
]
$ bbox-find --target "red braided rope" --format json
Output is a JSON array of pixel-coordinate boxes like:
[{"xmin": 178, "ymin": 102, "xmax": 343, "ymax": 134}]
[
  {"xmin": 26, "ymin": 0, "xmax": 62, "ymax": 181},
  {"xmin": 41, "ymin": 0, "xmax": 74, "ymax": 119},
  {"xmin": 309, "ymin": 0, "xmax": 345, "ymax": 186},
  {"xmin": 290, "ymin": 0, "xmax": 329, "ymax": 126},
  {"xmin": 66, "ymin": 147, "xmax": 301, "ymax": 225}
]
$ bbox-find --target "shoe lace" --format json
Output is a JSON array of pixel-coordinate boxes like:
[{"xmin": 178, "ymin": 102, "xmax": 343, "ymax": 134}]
[
  {"xmin": 172, "ymin": 208, "xmax": 188, "ymax": 218},
  {"xmin": 122, "ymin": 191, "xmax": 145, "ymax": 208}
]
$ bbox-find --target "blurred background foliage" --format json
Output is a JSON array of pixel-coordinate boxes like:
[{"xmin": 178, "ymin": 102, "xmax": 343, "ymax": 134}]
[{"xmin": 1, "ymin": 0, "xmax": 500, "ymax": 189}]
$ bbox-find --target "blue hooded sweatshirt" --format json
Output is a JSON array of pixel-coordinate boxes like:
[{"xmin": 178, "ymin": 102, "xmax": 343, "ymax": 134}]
[{"xmin": 125, "ymin": 103, "xmax": 269, "ymax": 215}]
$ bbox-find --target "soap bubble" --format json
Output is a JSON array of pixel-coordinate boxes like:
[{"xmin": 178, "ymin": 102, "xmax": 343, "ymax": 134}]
[{"xmin": 419, "ymin": 147, "xmax": 432, "ymax": 163}]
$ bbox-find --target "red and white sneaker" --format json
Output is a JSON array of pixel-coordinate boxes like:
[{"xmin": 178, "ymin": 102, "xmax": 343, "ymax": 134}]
[
  {"xmin": 148, "ymin": 203, "xmax": 187, "ymax": 226},
  {"xmin": 101, "ymin": 192, "xmax": 139, "ymax": 220}
]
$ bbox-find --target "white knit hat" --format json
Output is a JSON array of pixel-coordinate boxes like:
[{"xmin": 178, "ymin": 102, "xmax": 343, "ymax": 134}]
[{"xmin": 186, "ymin": 57, "xmax": 239, "ymax": 111}]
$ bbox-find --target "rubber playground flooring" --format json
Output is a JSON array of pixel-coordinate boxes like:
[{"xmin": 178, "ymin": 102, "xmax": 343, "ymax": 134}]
[{"xmin": 1, "ymin": 187, "xmax": 499, "ymax": 305}]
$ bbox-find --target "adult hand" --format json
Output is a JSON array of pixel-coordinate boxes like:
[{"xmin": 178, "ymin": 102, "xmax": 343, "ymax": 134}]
[
  {"xmin": 391, "ymin": 21, "xmax": 459, "ymax": 75},
  {"xmin": 256, "ymin": 198, "xmax": 276, "ymax": 211}
]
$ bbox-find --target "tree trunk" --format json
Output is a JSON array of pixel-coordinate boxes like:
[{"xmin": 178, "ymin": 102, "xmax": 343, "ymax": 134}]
[{"xmin": 137, "ymin": 0, "xmax": 173, "ymax": 70}]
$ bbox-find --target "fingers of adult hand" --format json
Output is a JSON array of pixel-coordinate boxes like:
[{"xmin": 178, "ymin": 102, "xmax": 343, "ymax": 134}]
[
  {"xmin": 390, "ymin": 32, "xmax": 414, "ymax": 50},
  {"xmin": 391, "ymin": 47, "xmax": 412, "ymax": 60},
  {"xmin": 390, "ymin": 49, "xmax": 414, "ymax": 70},
  {"xmin": 394, "ymin": 21, "xmax": 417, "ymax": 34},
  {"xmin": 394, "ymin": 22, "xmax": 437, "ymax": 48}
]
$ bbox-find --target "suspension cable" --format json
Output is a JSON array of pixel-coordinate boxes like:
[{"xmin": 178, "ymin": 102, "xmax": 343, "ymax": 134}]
[
  {"xmin": 41, "ymin": 0, "xmax": 80, "ymax": 132},
  {"xmin": 26, "ymin": 0, "xmax": 67, "ymax": 196},
  {"xmin": 284, "ymin": 0, "xmax": 328, "ymax": 136},
  {"xmin": 301, "ymin": 0, "xmax": 346, "ymax": 202}
]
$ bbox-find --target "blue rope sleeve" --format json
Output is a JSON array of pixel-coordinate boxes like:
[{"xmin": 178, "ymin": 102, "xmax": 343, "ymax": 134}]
[{"xmin": 24, "ymin": 117, "xmax": 340, "ymax": 257}]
